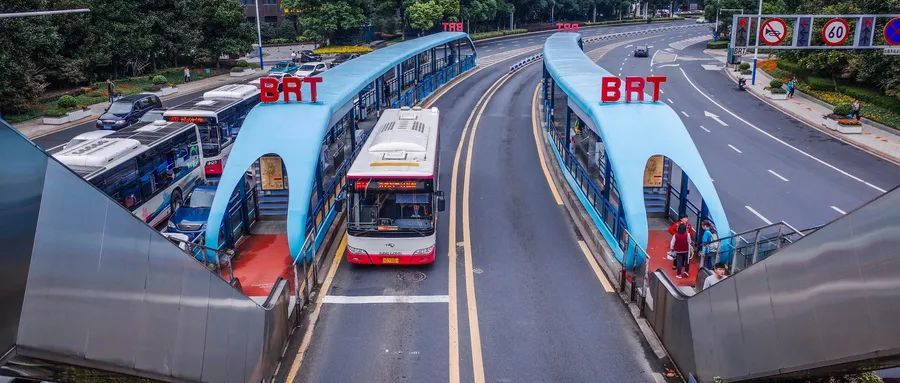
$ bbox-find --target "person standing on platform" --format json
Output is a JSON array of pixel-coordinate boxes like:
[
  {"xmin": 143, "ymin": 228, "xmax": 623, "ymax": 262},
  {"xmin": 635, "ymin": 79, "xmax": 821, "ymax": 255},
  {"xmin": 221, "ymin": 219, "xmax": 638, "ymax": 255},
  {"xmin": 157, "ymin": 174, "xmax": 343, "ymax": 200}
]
[
  {"xmin": 670, "ymin": 223, "xmax": 692, "ymax": 279},
  {"xmin": 703, "ymin": 263, "xmax": 728, "ymax": 289},
  {"xmin": 668, "ymin": 215, "xmax": 695, "ymax": 237},
  {"xmin": 700, "ymin": 220, "xmax": 718, "ymax": 270}
]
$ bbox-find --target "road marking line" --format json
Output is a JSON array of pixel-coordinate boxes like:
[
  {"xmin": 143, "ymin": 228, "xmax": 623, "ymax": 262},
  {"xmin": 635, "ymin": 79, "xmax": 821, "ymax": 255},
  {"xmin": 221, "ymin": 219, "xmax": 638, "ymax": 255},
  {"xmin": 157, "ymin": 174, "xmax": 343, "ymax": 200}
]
[
  {"xmin": 830, "ymin": 206, "xmax": 847, "ymax": 215},
  {"xmin": 660, "ymin": 89, "xmax": 664, "ymax": 94},
  {"xmin": 699, "ymin": 125, "xmax": 711, "ymax": 133},
  {"xmin": 678, "ymin": 67, "xmax": 887, "ymax": 193},
  {"xmin": 461, "ymin": 72, "xmax": 513, "ymax": 383},
  {"xmin": 323, "ymin": 295, "xmax": 450, "ymax": 304},
  {"xmin": 681, "ymin": 111, "xmax": 689, "ymax": 117},
  {"xmin": 768, "ymin": 169, "xmax": 789, "ymax": 182},
  {"xmin": 531, "ymin": 84, "xmax": 564, "ymax": 205},
  {"xmin": 650, "ymin": 49, "xmax": 660, "ymax": 66},
  {"xmin": 667, "ymin": 98, "xmax": 674, "ymax": 104},
  {"xmin": 728, "ymin": 144, "xmax": 742, "ymax": 153},
  {"xmin": 284, "ymin": 234, "xmax": 347, "ymax": 382},
  {"xmin": 745, "ymin": 205, "xmax": 773, "ymax": 225},
  {"xmin": 577, "ymin": 241, "xmax": 614, "ymax": 293}
]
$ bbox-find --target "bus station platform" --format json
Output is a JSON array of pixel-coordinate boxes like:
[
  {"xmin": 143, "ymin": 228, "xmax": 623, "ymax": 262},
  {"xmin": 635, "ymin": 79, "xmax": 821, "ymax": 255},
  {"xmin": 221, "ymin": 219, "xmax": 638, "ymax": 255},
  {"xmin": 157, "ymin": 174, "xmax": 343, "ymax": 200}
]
[
  {"xmin": 644, "ymin": 229, "xmax": 700, "ymax": 289},
  {"xmin": 233, "ymin": 234, "xmax": 293, "ymax": 298}
]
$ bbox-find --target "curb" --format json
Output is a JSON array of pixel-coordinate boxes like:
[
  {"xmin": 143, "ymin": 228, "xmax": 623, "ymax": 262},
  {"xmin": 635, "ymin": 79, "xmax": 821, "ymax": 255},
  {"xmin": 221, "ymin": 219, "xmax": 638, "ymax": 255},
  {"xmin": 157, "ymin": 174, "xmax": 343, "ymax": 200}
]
[
  {"xmin": 723, "ymin": 67, "xmax": 900, "ymax": 166},
  {"xmin": 473, "ymin": 18, "xmax": 686, "ymax": 44}
]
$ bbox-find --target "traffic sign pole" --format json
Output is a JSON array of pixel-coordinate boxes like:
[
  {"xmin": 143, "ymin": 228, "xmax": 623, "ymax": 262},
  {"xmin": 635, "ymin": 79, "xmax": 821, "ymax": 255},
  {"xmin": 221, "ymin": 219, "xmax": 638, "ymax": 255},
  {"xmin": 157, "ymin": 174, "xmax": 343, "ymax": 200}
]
[{"xmin": 751, "ymin": 0, "xmax": 763, "ymax": 86}]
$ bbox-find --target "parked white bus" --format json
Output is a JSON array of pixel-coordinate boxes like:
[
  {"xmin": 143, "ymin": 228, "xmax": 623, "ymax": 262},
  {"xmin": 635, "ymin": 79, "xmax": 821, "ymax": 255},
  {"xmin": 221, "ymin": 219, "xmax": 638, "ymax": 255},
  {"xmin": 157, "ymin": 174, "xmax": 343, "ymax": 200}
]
[
  {"xmin": 54, "ymin": 120, "xmax": 203, "ymax": 228},
  {"xmin": 345, "ymin": 106, "xmax": 445, "ymax": 265},
  {"xmin": 163, "ymin": 84, "xmax": 259, "ymax": 178}
]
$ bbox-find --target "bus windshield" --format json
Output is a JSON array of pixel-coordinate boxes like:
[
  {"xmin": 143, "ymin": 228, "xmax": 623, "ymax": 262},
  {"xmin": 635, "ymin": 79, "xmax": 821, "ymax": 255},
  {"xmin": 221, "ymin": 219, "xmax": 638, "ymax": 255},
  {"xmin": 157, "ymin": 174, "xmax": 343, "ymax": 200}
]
[
  {"xmin": 348, "ymin": 191, "xmax": 433, "ymax": 235},
  {"xmin": 196, "ymin": 123, "xmax": 221, "ymax": 157}
]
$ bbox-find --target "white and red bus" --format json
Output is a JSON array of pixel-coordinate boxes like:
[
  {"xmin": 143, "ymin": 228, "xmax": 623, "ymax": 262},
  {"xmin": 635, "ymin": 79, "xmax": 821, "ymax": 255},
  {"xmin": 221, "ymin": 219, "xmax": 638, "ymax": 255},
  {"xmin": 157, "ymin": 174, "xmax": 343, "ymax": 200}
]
[
  {"xmin": 163, "ymin": 84, "xmax": 259, "ymax": 178},
  {"xmin": 345, "ymin": 106, "xmax": 445, "ymax": 265}
]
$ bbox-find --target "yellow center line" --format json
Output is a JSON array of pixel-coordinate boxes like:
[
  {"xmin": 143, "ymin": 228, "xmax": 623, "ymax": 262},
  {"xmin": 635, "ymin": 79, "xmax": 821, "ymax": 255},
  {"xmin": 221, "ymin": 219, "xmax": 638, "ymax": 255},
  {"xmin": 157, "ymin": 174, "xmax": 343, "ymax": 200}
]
[
  {"xmin": 529, "ymin": 83, "xmax": 564, "ymax": 205},
  {"xmin": 285, "ymin": 234, "xmax": 347, "ymax": 382},
  {"xmin": 578, "ymin": 240, "xmax": 615, "ymax": 293}
]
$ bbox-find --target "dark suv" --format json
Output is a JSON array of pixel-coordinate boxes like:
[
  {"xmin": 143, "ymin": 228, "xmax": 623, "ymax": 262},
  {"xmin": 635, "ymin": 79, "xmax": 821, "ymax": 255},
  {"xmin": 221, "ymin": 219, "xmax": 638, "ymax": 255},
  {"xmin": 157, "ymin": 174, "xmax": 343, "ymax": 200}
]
[
  {"xmin": 298, "ymin": 50, "xmax": 322, "ymax": 63},
  {"xmin": 96, "ymin": 94, "xmax": 162, "ymax": 130}
]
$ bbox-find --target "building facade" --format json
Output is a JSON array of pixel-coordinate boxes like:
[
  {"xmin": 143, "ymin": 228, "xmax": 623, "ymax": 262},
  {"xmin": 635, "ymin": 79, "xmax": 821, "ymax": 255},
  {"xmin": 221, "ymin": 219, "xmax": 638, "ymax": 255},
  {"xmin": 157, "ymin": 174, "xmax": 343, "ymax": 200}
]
[{"xmin": 239, "ymin": 0, "xmax": 285, "ymax": 25}]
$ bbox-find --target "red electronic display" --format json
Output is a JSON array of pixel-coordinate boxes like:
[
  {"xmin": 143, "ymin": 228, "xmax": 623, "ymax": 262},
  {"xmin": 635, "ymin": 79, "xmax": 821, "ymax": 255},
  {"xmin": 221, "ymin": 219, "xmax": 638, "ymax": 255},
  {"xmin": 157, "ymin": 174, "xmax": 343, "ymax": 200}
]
[
  {"xmin": 354, "ymin": 179, "xmax": 422, "ymax": 191},
  {"xmin": 165, "ymin": 115, "xmax": 211, "ymax": 124}
]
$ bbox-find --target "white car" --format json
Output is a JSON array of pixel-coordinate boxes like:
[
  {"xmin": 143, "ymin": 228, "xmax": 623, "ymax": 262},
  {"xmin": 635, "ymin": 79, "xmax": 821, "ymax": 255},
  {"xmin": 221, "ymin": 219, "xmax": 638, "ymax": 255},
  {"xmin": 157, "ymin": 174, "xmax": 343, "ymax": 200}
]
[
  {"xmin": 696, "ymin": 17, "xmax": 707, "ymax": 24},
  {"xmin": 295, "ymin": 62, "xmax": 328, "ymax": 77},
  {"xmin": 63, "ymin": 130, "xmax": 115, "ymax": 150}
]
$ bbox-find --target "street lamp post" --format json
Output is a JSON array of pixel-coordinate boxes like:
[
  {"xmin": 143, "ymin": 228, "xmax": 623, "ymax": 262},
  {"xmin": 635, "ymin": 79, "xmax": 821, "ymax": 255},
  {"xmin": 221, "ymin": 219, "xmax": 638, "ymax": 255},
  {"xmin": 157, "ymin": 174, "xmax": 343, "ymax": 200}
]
[
  {"xmin": 254, "ymin": 0, "xmax": 264, "ymax": 69},
  {"xmin": 751, "ymin": 0, "xmax": 763, "ymax": 85}
]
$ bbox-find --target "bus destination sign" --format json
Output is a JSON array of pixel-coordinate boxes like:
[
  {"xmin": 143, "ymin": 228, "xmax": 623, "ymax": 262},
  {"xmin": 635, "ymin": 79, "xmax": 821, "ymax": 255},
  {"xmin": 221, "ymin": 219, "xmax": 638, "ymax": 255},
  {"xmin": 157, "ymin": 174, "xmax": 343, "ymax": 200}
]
[{"xmin": 354, "ymin": 180, "xmax": 423, "ymax": 191}]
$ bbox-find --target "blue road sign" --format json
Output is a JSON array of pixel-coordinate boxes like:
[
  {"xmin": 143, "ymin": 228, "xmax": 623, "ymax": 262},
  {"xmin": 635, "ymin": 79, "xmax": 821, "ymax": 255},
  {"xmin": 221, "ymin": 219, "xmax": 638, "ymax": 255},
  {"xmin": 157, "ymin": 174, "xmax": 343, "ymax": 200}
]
[{"xmin": 885, "ymin": 17, "xmax": 900, "ymax": 45}]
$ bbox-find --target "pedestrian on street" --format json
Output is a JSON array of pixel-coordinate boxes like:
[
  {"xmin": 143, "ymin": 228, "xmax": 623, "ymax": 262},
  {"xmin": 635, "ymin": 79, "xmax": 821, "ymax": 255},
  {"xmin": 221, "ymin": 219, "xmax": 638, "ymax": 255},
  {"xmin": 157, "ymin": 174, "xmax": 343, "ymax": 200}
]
[
  {"xmin": 183, "ymin": 66, "xmax": 191, "ymax": 83},
  {"xmin": 291, "ymin": 50, "xmax": 298, "ymax": 63},
  {"xmin": 851, "ymin": 99, "xmax": 861, "ymax": 120},
  {"xmin": 106, "ymin": 79, "xmax": 116, "ymax": 103},
  {"xmin": 700, "ymin": 220, "xmax": 718, "ymax": 270},
  {"xmin": 702, "ymin": 263, "xmax": 728, "ymax": 290},
  {"xmin": 670, "ymin": 223, "xmax": 692, "ymax": 279}
]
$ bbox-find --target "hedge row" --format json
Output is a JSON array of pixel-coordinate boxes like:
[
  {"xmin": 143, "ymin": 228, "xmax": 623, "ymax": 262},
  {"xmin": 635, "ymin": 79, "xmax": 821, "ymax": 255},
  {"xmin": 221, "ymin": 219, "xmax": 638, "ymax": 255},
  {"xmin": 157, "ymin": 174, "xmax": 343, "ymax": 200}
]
[
  {"xmin": 312, "ymin": 45, "xmax": 375, "ymax": 55},
  {"xmin": 471, "ymin": 29, "xmax": 528, "ymax": 41},
  {"xmin": 706, "ymin": 40, "xmax": 728, "ymax": 49}
]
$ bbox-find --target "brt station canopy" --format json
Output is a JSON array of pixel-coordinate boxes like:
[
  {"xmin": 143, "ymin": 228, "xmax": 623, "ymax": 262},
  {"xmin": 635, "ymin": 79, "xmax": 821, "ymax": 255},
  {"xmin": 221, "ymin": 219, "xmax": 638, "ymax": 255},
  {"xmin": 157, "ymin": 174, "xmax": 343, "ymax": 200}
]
[
  {"xmin": 541, "ymin": 32, "xmax": 730, "ymax": 266},
  {"xmin": 205, "ymin": 32, "xmax": 476, "ymax": 260}
]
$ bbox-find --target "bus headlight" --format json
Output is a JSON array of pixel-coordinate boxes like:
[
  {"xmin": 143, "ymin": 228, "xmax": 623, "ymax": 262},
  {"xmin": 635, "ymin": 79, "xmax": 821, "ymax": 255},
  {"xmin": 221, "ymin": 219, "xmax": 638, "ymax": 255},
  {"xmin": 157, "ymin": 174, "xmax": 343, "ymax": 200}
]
[
  {"xmin": 347, "ymin": 245, "xmax": 368, "ymax": 254},
  {"xmin": 413, "ymin": 245, "xmax": 435, "ymax": 255}
]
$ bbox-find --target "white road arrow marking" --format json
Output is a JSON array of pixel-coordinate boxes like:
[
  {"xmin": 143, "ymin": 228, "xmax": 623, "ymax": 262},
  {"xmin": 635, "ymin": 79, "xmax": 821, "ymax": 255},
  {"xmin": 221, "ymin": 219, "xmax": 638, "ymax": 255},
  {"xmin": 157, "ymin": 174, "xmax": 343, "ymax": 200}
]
[{"xmin": 704, "ymin": 110, "xmax": 728, "ymax": 126}]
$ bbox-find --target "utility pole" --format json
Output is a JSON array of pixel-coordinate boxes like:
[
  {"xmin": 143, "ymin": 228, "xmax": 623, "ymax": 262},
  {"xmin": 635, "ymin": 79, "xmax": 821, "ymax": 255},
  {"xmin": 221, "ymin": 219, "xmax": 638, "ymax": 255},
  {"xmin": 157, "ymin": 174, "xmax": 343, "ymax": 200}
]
[
  {"xmin": 254, "ymin": 0, "xmax": 264, "ymax": 69},
  {"xmin": 751, "ymin": 0, "xmax": 763, "ymax": 85},
  {"xmin": 509, "ymin": 5, "xmax": 515, "ymax": 30},
  {"xmin": 592, "ymin": 3, "xmax": 597, "ymax": 23}
]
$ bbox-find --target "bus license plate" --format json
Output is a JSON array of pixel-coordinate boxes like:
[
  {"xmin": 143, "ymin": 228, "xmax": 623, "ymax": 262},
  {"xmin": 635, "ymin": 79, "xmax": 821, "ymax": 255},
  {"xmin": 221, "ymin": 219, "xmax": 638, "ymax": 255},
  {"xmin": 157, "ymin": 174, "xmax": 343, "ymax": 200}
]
[{"xmin": 382, "ymin": 257, "xmax": 399, "ymax": 264}]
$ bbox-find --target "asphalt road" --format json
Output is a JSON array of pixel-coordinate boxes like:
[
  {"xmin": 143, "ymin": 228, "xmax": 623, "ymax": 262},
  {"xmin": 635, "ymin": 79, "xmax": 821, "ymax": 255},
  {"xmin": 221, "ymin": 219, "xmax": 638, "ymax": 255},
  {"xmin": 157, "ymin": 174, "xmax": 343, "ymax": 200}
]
[
  {"xmin": 292, "ymin": 22, "xmax": 693, "ymax": 383},
  {"xmin": 592, "ymin": 27, "xmax": 900, "ymax": 232}
]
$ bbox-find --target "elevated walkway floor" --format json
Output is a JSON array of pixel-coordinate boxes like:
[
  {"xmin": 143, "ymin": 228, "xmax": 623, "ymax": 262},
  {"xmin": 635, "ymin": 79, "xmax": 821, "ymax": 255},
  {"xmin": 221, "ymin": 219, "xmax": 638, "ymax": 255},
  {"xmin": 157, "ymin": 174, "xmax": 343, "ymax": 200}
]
[
  {"xmin": 233, "ymin": 233, "xmax": 295, "ymax": 298},
  {"xmin": 646, "ymin": 229, "xmax": 700, "ymax": 290}
]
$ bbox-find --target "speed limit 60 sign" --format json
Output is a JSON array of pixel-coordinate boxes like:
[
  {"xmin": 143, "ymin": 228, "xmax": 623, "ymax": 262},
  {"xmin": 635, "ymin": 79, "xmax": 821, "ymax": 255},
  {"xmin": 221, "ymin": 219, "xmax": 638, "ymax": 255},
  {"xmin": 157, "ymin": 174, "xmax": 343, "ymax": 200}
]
[{"xmin": 822, "ymin": 18, "xmax": 850, "ymax": 46}]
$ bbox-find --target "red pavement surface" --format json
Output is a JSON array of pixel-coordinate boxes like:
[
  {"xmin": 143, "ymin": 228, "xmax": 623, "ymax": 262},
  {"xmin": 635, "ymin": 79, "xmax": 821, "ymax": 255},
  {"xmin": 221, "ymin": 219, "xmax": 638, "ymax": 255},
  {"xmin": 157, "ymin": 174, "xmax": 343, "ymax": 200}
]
[
  {"xmin": 646, "ymin": 229, "xmax": 700, "ymax": 288},
  {"xmin": 232, "ymin": 234, "xmax": 295, "ymax": 297}
]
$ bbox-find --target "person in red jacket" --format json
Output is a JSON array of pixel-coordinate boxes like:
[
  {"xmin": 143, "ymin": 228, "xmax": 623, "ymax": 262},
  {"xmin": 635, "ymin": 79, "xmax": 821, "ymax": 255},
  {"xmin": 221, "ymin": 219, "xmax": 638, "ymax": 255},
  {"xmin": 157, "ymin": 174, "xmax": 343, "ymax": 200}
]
[
  {"xmin": 668, "ymin": 215, "xmax": 695, "ymax": 237},
  {"xmin": 670, "ymin": 223, "xmax": 692, "ymax": 278}
]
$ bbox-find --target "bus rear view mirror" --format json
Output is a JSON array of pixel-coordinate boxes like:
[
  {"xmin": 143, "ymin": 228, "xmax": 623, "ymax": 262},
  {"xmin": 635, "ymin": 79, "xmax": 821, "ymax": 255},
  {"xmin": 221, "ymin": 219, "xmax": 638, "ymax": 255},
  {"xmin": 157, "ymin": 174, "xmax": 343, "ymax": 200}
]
[{"xmin": 436, "ymin": 191, "xmax": 446, "ymax": 212}]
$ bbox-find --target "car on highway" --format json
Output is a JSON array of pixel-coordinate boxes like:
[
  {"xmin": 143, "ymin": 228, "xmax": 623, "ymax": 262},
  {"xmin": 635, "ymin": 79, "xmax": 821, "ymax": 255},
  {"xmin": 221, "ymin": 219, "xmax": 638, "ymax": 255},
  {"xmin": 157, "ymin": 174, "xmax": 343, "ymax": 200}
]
[
  {"xmin": 331, "ymin": 53, "xmax": 360, "ymax": 66},
  {"xmin": 269, "ymin": 61, "xmax": 299, "ymax": 75},
  {"xmin": 634, "ymin": 45, "xmax": 649, "ymax": 57},
  {"xmin": 95, "ymin": 93, "xmax": 162, "ymax": 130},
  {"xmin": 298, "ymin": 50, "xmax": 322, "ymax": 63},
  {"xmin": 295, "ymin": 62, "xmax": 328, "ymax": 77},
  {"xmin": 138, "ymin": 107, "xmax": 167, "ymax": 123},
  {"xmin": 62, "ymin": 130, "xmax": 114, "ymax": 150}
]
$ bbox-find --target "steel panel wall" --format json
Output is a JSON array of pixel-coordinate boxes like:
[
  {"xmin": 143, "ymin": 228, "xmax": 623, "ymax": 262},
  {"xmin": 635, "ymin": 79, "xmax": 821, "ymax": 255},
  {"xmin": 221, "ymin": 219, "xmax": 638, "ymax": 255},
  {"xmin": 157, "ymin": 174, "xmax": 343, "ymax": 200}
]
[
  {"xmin": 0, "ymin": 126, "xmax": 47, "ymax": 360},
  {"xmin": 6, "ymin": 127, "xmax": 291, "ymax": 382},
  {"xmin": 649, "ymin": 189, "xmax": 900, "ymax": 382}
]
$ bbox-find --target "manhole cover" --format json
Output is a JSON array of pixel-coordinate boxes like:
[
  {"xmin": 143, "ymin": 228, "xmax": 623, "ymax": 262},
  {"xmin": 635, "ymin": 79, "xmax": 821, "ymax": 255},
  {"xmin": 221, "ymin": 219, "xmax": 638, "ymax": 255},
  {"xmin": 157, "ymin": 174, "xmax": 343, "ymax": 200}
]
[{"xmin": 397, "ymin": 271, "xmax": 427, "ymax": 283}]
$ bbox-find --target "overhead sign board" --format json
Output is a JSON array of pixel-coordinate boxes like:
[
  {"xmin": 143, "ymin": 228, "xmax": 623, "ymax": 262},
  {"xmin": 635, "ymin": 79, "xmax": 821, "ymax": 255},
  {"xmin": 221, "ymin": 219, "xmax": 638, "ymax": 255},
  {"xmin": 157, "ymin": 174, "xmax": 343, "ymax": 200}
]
[
  {"xmin": 760, "ymin": 18, "xmax": 788, "ymax": 45},
  {"xmin": 885, "ymin": 47, "xmax": 900, "ymax": 55},
  {"xmin": 731, "ymin": 14, "xmax": 900, "ymax": 50},
  {"xmin": 822, "ymin": 18, "xmax": 850, "ymax": 46}
]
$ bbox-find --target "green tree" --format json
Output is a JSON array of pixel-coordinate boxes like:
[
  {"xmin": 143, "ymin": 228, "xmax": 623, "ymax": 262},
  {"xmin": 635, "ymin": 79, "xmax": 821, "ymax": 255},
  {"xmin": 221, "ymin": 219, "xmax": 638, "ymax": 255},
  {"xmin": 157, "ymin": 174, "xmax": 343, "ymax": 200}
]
[
  {"xmin": 0, "ymin": 0, "xmax": 61, "ymax": 114},
  {"xmin": 286, "ymin": 0, "xmax": 366, "ymax": 44},
  {"xmin": 195, "ymin": 0, "xmax": 254, "ymax": 66},
  {"xmin": 407, "ymin": 0, "xmax": 443, "ymax": 31}
]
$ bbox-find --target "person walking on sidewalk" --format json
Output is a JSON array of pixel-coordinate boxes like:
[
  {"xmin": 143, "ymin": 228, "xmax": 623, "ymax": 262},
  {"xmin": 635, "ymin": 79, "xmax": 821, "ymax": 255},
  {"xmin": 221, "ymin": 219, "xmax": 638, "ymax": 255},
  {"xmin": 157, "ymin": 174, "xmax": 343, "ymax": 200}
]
[
  {"xmin": 787, "ymin": 77, "xmax": 797, "ymax": 99},
  {"xmin": 851, "ymin": 99, "xmax": 861, "ymax": 120},
  {"xmin": 106, "ymin": 79, "xmax": 116, "ymax": 103},
  {"xmin": 670, "ymin": 223, "xmax": 692, "ymax": 279},
  {"xmin": 183, "ymin": 66, "xmax": 191, "ymax": 83}
]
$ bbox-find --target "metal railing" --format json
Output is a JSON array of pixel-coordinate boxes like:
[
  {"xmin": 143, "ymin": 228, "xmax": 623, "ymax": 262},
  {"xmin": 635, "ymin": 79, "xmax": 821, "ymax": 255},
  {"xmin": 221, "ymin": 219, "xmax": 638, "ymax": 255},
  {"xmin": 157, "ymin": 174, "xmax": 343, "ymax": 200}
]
[
  {"xmin": 707, "ymin": 221, "xmax": 820, "ymax": 274},
  {"xmin": 166, "ymin": 235, "xmax": 237, "ymax": 285}
]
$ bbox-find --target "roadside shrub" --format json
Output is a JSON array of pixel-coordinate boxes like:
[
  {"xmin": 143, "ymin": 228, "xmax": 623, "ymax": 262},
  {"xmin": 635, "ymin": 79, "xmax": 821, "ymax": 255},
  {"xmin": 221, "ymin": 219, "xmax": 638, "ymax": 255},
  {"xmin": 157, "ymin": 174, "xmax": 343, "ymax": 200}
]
[
  {"xmin": 312, "ymin": 45, "xmax": 375, "ymax": 55},
  {"xmin": 235, "ymin": 60, "xmax": 250, "ymax": 68},
  {"xmin": 768, "ymin": 68, "xmax": 791, "ymax": 80},
  {"xmin": 740, "ymin": 69, "xmax": 752, "ymax": 75},
  {"xmin": 470, "ymin": 29, "xmax": 528, "ymax": 41},
  {"xmin": 151, "ymin": 75, "xmax": 168, "ymax": 85},
  {"xmin": 806, "ymin": 76, "xmax": 835, "ymax": 91},
  {"xmin": 269, "ymin": 38, "xmax": 290, "ymax": 44},
  {"xmin": 739, "ymin": 62, "xmax": 750, "ymax": 70},
  {"xmin": 776, "ymin": 60, "xmax": 809, "ymax": 78},
  {"xmin": 839, "ymin": 85, "xmax": 900, "ymax": 112},
  {"xmin": 143, "ymin": 84, "xmax": 163, "ymax": 92},
  {"xmin": 230, "ymin": 67, "xmax": 248, "ymax": 73},
  {"xmin": 837, "ymin": 119, "xmax": 861, "ymax": 126},
  {"xmin": 833, "ymin": 103, "xmax": 853, "ymax": 116},
  {"xmin": 706, "ymin": 40, "xmax": 728, "ymax": 49},
  {"xmin": 44, "ymin": 107, "xmax": 69, "ymax": 117},
  {"xmin": 57, "ymin": 95, "xmax": 77, "ymax": 109},
  {"xmin": 87, "ymin": 89, "xmax": 104, "ymax": 97},
  {"xmin": 770, "ymin": 87, "xmax": 787, "ymax": 94},
  {"xmin": 769, "ymin": 79, "xmax": 783, "ymax": 89}
]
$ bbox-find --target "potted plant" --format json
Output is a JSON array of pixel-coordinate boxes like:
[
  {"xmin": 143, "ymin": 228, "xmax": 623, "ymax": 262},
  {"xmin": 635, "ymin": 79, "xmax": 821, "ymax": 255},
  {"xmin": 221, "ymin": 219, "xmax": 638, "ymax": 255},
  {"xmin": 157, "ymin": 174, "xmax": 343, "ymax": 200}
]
[
  {"xmin": 229, "ymin": 60, "xmax": 256, "ymax": 77},
  {"xmin": 43, "ymin": 95, "xmax": 92, "ymax": 124},
  {"xmin": 766, "ymin": 79, "xmax": 787, "ymax": 100},
  {"xmin": 826, "ymin": 104, "xmax": 862, "ymax": 134}
]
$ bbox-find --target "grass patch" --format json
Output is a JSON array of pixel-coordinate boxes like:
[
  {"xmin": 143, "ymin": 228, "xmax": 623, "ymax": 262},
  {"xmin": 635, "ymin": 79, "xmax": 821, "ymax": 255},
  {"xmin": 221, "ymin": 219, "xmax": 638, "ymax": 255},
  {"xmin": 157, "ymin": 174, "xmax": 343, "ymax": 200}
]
[
  {"xmin": 471, "ymin": 29, "xmax": 528, "ymax": 40},
  {"xmin": 706, "ymin": 40, "xmax": 728, "ymax": 49}
]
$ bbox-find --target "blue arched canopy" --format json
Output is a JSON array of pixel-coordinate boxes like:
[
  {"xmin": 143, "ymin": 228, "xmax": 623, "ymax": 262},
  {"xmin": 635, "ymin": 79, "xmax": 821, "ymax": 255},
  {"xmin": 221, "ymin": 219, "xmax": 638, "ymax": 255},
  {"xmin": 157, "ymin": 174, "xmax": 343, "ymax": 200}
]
[
  {"xmin": 542, "ymin": 32, "xmax": 730, "ymax": 250},
  {"xmin": 205, "ymin": 32, "xmax": 474, "ymax": 259}
]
